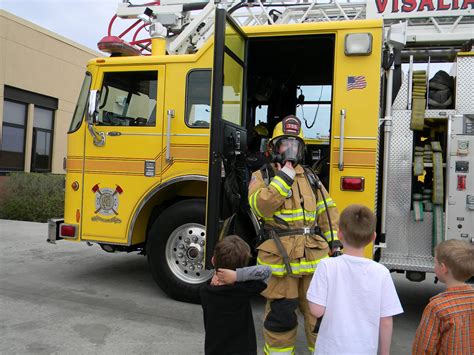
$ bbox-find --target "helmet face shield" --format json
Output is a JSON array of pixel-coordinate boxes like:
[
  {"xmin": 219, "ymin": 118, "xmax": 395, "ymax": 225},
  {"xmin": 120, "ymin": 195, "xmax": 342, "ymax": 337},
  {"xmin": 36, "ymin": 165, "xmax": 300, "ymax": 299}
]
[{"xmin": 273, "ymin": 137, "xmax": 304, "ymax": 165}]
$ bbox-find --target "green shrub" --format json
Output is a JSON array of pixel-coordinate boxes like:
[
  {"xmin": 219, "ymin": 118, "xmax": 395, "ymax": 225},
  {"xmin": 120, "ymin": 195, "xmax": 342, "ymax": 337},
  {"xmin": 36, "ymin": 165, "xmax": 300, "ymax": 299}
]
[{"xmin": 0, "ymin": 173, "xmax": 64, "ymax": 222}]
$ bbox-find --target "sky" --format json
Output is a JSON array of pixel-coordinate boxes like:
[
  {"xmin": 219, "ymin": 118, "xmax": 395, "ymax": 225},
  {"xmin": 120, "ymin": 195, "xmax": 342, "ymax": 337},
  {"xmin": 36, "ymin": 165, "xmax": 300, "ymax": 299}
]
[{"xmin": 0, "ymin": 0, "xmax": 124, "ymax": 51}]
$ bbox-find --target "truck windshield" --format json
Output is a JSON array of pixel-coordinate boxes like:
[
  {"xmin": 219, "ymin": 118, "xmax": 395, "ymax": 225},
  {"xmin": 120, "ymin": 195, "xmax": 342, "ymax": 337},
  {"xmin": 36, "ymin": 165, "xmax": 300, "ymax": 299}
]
[
  {"xmin": 96, "ymin": 71, "xmax": 158, "ymax": 127},
  {"xmin": 68, "ymin": 72, "xmax": 92, "ymax": 133}
]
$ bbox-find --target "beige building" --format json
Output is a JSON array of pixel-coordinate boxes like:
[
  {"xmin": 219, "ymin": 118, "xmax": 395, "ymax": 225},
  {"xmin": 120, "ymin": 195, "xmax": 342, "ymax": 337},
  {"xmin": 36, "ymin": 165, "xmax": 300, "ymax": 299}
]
[{"xmin": 0, "ymin": 10, "xmax": 99, "ymax": 174}]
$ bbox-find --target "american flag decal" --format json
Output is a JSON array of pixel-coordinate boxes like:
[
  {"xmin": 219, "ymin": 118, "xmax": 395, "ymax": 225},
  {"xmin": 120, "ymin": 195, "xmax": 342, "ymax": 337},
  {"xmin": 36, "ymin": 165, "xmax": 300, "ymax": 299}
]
[{"xmin": 347, "ymin": 76, "xmax": 367, "ymax": 90}]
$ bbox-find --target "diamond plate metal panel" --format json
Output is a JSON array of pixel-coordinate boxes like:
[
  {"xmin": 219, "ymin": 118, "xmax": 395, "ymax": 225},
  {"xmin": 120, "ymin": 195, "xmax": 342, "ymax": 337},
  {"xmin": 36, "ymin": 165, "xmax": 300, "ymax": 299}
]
[
  {"xmin": 374, "ymin": 127, "xmax": 381, "ymax": 217},
  {"xmin": 380, "ymin": 254, "xmax": 434, "ymax": 272},
  {"xmin": 393, "ymin": 72, "xmax": 409, "ymax": 110},
  {"xmin": 380, "ymin": 110, "xmax": 436, "ymax": 272},
  {"xmin": 456, "ymin": 56, "xmax": 474, "ymax": 113},
  {"xmin": 425, "ymin": 110, "xmax": 456, "ymax": 118}
]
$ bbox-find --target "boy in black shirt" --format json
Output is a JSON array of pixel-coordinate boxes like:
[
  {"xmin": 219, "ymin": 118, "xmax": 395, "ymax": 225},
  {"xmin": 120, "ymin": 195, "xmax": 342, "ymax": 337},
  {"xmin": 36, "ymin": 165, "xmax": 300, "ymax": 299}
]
[{"xmin": 200, "ymin": 235, "xmax": 271, "ymax": 355}]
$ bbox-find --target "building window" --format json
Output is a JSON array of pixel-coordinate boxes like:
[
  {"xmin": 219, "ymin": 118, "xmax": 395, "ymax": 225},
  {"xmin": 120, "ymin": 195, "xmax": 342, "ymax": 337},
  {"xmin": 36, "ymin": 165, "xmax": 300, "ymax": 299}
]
[
  {"xmin": 0, "ymin": 100, "xmax": 27, "ymax": 171},
  {"xmin": 2, "ymin": 86, "xmax": 58, "ymax": 173},
  {"xmin": 31, "ymin": 107, "xmax": 54, "ymax": 172},
  {"xmin": 185, "ymin": 70, "xmax": 211, "ymax": 128}
]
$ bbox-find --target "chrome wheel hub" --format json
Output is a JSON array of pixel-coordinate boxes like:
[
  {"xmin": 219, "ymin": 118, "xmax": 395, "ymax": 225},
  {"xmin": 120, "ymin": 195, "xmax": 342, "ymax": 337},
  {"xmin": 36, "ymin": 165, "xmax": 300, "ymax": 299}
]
[{"xmin": 165, "ymin": 223, "xmax": 212, "ymax": 284}]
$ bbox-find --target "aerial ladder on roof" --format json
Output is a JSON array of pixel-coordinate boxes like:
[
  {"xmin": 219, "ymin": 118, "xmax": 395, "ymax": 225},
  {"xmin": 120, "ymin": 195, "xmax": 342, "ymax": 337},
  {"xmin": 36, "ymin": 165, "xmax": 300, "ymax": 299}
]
[{"xmin": 98, "ymin": 0, "xmax": 474, "ymax": 56}]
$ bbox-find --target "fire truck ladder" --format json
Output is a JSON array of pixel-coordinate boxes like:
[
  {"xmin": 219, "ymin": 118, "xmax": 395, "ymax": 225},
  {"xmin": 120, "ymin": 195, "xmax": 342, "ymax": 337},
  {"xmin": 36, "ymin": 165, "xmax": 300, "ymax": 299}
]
[{"xmin": 104, "ymin": 0, "xmax": 474, "ymax": 56}]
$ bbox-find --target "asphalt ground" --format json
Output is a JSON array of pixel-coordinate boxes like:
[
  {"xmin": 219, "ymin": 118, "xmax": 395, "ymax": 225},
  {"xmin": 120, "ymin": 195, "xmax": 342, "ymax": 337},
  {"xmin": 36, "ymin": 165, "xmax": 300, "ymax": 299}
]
[{"xmin": 0, "ymin": 219, "xmax": 445, "ymax": 354}]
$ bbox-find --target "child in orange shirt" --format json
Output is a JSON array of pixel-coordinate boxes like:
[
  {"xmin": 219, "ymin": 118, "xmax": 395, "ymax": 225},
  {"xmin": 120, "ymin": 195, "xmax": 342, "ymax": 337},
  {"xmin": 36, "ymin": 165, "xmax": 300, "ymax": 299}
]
[{"xmin": 412, "ymin": 239, "xmax": 474, "ymax": 354}]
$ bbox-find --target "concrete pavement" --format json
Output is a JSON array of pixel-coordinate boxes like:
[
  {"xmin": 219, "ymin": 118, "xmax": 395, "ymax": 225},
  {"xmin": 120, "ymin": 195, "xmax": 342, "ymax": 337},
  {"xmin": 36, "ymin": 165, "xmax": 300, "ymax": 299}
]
[{"xmin": 0, "ymin": 219, "xmax": 444, "ymax": 354}]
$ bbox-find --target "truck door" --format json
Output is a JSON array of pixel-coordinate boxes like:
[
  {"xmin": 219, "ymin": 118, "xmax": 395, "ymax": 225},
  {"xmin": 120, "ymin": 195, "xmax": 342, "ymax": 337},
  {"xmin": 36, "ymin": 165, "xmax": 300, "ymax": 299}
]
[
  {"xmin": 205, "ymin": 8, "xmax": 248, "ymax": 266},
  {"xmin": 330, "ymin": 25, "xmax": 383, "ymax": 257},
  {"xmin": 81, "ymin": 65, "xmax": 165, "ymax": 244}
]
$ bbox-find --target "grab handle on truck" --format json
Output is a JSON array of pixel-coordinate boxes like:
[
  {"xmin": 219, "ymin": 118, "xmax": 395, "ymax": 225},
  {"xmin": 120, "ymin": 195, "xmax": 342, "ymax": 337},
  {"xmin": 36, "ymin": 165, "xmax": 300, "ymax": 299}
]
[
  {"xmin": 338, "ymin": 109, "xmax": 346, "ymax": 171},
  {"xmin": 166, "ymin": 109, "xmax": 175, "ymax": 162}
]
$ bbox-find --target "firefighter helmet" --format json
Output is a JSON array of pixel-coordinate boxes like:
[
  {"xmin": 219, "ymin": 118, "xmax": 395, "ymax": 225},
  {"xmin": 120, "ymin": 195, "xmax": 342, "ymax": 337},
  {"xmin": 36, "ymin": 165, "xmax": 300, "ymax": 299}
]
[
  {"xmin": 254, "ymin": 123, "xmax": 269, "ymax": 137},
  {"xmin": 270, "ymin": 115, "xmax": 304, "ymax": 142},
  {"xmin": 270, "ymin": 115, "xmax": 305, "ymax": 166},
  {"xmin": 248, "ymin": 123, "xmax": 269, "ymax": 152}
]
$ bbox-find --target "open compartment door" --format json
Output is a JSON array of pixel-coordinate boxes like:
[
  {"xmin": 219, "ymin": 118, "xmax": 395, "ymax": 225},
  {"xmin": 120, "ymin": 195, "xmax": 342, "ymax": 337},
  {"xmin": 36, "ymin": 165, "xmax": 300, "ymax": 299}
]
[{"xmin": 205, "ymin": 7, "xmax": 248, "ymax": 267}]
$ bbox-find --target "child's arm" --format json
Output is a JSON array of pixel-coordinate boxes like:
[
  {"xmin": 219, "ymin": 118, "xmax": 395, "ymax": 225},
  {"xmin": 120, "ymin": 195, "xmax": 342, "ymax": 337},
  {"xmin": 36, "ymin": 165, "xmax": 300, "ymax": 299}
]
[
  {"xmin": 379, "ymin": 316, "xmax": 393, "ymax": 355},
  {"xmin": 308, "ymin": 301, "xmax": 325, "ymax": 318},
  {"xmin": 216, "ymin": 265, "xmax": 272, "ymax": 285},
  {"xmin": 306, "ymin": 261, "xmax": 328, "ymax": 318},
  {"xmin": 237, "ymin": 265, "xmax": 272, "ymax": 283},
  {"xmin": 378, "ymin": 271, "xmax": 403, "ymax": 353}
]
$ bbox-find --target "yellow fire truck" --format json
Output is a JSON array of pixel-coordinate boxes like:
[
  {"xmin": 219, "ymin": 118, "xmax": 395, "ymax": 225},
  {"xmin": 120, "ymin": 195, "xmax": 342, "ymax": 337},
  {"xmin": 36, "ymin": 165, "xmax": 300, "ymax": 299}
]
[{"xmin": 47, "ymin": 0, "xmax": 474, "ymax": 303}]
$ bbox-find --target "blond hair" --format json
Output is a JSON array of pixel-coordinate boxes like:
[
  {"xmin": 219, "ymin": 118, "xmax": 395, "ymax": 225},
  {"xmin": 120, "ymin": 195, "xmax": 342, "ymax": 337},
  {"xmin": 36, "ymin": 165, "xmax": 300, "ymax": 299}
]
[
  {"xmin": 435, "ymin": 239, "xmax": 474, "ymax": 282},
  {"xmin": 339, "ymin": 204, "xmax": 376, "ymax": 248}
]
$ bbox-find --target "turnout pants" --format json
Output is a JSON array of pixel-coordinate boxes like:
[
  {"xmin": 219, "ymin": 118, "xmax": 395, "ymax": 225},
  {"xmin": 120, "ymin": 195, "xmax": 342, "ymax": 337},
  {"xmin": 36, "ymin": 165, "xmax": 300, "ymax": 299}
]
[
  {"xmin": 257, "ymin": 235, "xmax": 329, "ymax": 355},
  {"xmin": 263, "ymin": 275, "xmax": 317, "ymax": 354}
]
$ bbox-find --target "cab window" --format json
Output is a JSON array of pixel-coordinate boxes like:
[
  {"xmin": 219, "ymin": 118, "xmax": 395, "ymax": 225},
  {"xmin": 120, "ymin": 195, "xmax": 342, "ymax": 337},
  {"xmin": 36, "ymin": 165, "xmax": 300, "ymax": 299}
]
[
  {"xmin": 185, "ymin": 70, "xmax": 211, "ymax": 128},
  {"xmin": 96, "ymin": 71, "xmax": 158, "ymax": 127},
  {"xmin": 255, "ymin": 104, "xmax": 268, "ymax": 125},
  {"xmin": 296, "ymin": 85, "xmax": 332, "ymax": 140}
]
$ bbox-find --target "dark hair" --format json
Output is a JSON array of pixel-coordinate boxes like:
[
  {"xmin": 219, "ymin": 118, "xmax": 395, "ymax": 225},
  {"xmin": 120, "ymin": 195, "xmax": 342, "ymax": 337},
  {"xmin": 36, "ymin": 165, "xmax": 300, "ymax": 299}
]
[
  {"xmin": 339, "ymin": 204, "xmax": 376, "ymax": 248},
  {"xmin": 213, "ymin": 235, "xmax": 251, "ymax": 270},
  {"xmin": 436, "ymin": 239, "xmax": 474, "ymax": 282}
]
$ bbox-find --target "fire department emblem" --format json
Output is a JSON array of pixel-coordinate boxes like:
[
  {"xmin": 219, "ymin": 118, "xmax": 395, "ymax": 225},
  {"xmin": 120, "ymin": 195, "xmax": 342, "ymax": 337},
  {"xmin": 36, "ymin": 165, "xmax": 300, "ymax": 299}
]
[{"xmin": 92, "ymin": 184, "xmax": 123, "ymax": 220}]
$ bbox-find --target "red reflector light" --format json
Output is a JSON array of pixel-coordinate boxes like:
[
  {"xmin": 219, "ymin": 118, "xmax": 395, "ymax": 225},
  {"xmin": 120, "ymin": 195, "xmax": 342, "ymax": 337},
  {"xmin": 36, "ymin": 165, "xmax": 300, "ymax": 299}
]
[
  {"xmin": 60, "ymin": 225, "xmax": 76, "ymax": 237},
  {"xmin": 341, "ymin": 177, "xmax": 365, "ymax": 191},
  {"xmin": 457, "ymin": 175, "xmax": 466, "ymax": 191}
]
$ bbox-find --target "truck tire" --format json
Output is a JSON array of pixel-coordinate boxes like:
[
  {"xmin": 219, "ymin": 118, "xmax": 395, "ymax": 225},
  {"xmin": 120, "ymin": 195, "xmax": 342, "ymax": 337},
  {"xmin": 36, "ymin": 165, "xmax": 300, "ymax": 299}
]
[{"xmin": 146, "ymin": 199, "xmax": 212, "ymax": 303}]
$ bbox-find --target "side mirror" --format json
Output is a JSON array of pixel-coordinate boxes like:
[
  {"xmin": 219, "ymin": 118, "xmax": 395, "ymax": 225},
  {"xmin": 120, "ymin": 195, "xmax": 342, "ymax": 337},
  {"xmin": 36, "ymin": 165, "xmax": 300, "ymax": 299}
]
[
  {"xmin": 86, "ymin": 90, "xmax": 105, "ymax": 147},
  {"xmin": 87, "ymin": 90, "xmax": 100, "ymax": 124}
]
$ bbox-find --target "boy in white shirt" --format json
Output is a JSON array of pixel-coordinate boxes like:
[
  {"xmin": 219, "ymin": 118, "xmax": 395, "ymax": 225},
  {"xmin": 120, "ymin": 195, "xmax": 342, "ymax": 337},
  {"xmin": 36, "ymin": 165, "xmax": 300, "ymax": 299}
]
[{"xmin": 307, "ymin": 204, "xmax": 403, "ymax": 355}]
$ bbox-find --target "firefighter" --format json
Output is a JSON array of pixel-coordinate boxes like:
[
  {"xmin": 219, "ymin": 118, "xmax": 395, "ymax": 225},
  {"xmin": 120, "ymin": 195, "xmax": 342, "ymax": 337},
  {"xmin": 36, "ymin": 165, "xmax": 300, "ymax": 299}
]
[{"xmin": 248, "ymin": 115, "xmax": 340, "ymax": 354}]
